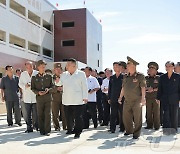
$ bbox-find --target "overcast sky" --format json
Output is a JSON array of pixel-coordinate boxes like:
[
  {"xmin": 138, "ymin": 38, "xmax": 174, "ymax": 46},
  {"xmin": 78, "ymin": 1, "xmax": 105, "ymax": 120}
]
[{"xmin": 50, "ymin": 0, "xmax": 180, "ymax": 74}]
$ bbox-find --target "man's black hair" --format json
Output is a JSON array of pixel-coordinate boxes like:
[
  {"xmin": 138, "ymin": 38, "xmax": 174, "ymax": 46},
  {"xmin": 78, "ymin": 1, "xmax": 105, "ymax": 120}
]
[
  {"xmin": 104, "ymin": 68, "xmax": 113, "ymax": 73},
  {"xmin": 85, "ymin": 66, "xmax": 93, "ymax": 72},
  {"xmin": 113, "ymin": 61, "xmax": 120, "ymax": 66},
  {"xmin": 67, "ymin": 58, "xmax": 77, "ymax": 64},
  {"xmin": 5, "ymin": 65, "xmax": 13, "ymax": 70},
  {"xmin": 165, "ymin": 61, "xmax": 175, "ymax": 66},
  {"xmin": 16, "ymin": 69, "xmax": 21, "ymax": 73}
]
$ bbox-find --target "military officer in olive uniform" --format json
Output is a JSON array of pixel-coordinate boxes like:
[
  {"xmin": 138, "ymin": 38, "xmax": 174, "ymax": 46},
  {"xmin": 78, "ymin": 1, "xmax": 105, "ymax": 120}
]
[
  {"xmin": 119, "ymin": 56, "xmax": 146, "ymax": 139},
  {"xmin": 52, "ymin": 63, "xmax": 66, "ymax": 131},
  {"xmin": 145, "ymin": 62, "xmax": 160, "ymax": 130},
  {"xmin": 31, "ymin": 60, "xmax": 54, "ymax": 136}
]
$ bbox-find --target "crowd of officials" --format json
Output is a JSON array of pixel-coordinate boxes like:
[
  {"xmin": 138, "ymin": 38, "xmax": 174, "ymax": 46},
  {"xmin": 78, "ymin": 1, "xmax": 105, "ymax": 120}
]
[{"xmin": 0, "ymin": 57, "xmax": 180, "ymax": 139}]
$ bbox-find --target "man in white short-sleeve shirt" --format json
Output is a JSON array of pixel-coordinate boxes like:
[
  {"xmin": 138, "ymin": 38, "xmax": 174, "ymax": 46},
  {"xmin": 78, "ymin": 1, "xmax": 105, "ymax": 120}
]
[
  {"xmin": 83, "ymin": 67, "xmax": 100, "ymax": 129},
  {"xmin": 100, "ymin": 68, "xmax": 113, "ymax": 126},
  {"xmin": 19, "ymin": 61, "xmax": 38, "ymax": 133}
]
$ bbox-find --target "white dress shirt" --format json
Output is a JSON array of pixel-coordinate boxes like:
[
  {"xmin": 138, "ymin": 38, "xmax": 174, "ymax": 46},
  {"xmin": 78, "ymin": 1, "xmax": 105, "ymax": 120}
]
[
  {"xmin": 101, "ymin": 78, "xmax": 110, "ymax": 94},
  {"xmin": 19, "ymin": 70, "xmax": 38, "ymax": 103},
  {"xmin": 87, "ymin": 75, "xmax": 100, "ymax": 102},
  {"xmin": 60, "ymin": 69, "xmax": 88, "ymax": 105}
]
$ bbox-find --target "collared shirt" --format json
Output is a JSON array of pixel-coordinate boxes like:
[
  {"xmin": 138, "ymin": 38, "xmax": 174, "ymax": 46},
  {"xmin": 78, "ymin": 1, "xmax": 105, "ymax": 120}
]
[
  {"xmin": 87, "ymin": 75, "xmax": 100, "ymax": 102},
  {"xmin": 0, "ymin": 75, "xmax": 19, "ymax": 102},
  {"xmin": 52, "ymin": 74, "xmax": 62, "ymax": 101},
  {"xmin": 123, "ymin": 72, "xmax": 146, "ymax": 102},
  {"xmin": 101, "ymin": 78, "xmax": 110, "ymax": 94},
  {"xmin": 19, "ymin": 70, "xmax": 38, "ymax": 103},
  {"xmin": 60, "ymin": 69, "xmax": 88, "ymax": 105},
  {"xmin": 108, "ymin": 74, "xmax": 123, "ymax": 102}
]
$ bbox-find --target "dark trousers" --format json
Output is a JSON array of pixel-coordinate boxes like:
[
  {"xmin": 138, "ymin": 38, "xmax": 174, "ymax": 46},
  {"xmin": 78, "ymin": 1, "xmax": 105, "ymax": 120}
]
[
  {"xmin": 64, "ymin": 105, "xmax": 84, "ymax": 134},
  {"xmin": 37, "ymin": 101, "xmax": 51, "ymax": 134},
  {"xmin": 146, "ymin": 98, "xmax": 160, "ymax": 129},
  {"xmin": 160, "ymin": 102, "xmax": 163, "ymax": 126},
  {"xmin": 24, "ymin": 103, "xmax": 38, "ymax": 131},
  {"xmin": 178, "ymin": 108, "xmax": 180, "ymax": 127},
  {"xmin": 110, "ymin": 101, "xmax": 124, "ymax": 131},
  {"xmin": 52, "ymin": 101, "xmax": 66, "ymax": 130},
  {"xmin": 178, "ymin": 107, "xmax": 180, "ymax": 127},
  {"xmin": 102, "ymin": 94, "xmax": 110, "ymax": 125},
  {"xmin": 162, "ymin": 103, "xmax": 178, "ymax": 132},
  {"xmin": 83, "ymin": 102, "xmax": 98, "ymax": 128},
  {"xmin": 96, "ymin": 94, "xmax": 103, "ymax": 123},
  {"xmin": 5, "ymin": 101, "xmax": 21, "ymax": 125}
]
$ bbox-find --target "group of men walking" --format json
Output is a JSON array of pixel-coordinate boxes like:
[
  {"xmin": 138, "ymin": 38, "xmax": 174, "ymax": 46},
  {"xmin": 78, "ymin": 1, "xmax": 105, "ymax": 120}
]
[{"xmin": 0, "ymin": 57, "xmax": 180, "ymax": 140}]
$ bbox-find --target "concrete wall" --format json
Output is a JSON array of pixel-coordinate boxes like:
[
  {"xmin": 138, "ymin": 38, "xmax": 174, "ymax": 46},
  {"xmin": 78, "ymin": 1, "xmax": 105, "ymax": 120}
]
[
  {"xmin": 86, "ymin": 9, "xmax": 102, "ymax": 71},
  {"xmin": 0, "ymin": 0, "xmax": 55, "ymax": 72},
  {"xmin": 54, "ymin": 9, "xmax": 87, "ymax": 63},
  {"xmin": 54, "ymin": 8, "xmax": 103, "ymax": 71}
]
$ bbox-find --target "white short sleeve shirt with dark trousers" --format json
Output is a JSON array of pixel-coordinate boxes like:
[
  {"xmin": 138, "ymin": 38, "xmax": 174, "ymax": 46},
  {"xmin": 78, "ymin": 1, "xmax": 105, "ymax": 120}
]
[
  {"xmin": 0, "ymin": 75, "xmax": 21, "ymax": 126},
  {"xmin": 19, "ymin": 70, "xmax": 38, "ymax": 132},
  {"xmin": 83, "ymin": 75, "xmax": 100, "ymax": 129},
  {"xmin": 60, "ymin": 70, "xmax": 88, "ymax": 138}
]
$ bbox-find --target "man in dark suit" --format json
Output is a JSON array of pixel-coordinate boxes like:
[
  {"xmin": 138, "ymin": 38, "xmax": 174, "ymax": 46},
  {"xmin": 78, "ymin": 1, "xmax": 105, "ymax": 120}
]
[
  {"xmin": 174, "ymin": 62, "xmax": 180, "ymax": 127},
  {"xmin": 157, "ymin": 61, "xmax": 180, "ymax": 135},
  {"xmin": 108, "ymin": 61, "xmax": 125, "ymax": 133}
]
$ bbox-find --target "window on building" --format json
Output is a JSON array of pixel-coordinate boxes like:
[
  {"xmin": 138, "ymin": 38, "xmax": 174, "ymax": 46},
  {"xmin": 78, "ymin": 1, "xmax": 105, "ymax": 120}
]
[
  {"xmin": 98, "ymin": 60, "xmax": 100, "ymax": 67},
  {"xmin": 28, "ymin": 41, "xmax": 40, "ymax": 53},
  {"xmin": 62, "ymin": 40, "xmax": 75, "ymax": 46},
  {"xmin": 43, "ymin": 20, "xmax": 53, "ymax": 32},
  {"xmin": 97, "ymin": 43, "xmax": 100, "ymax": 51},
  {"xmin": 43, "ymin": 48, "xmax": 53, "ymax": 57},
  {"xmin": 28, "ymin": 10, "xmax": 41, "ymax": 25},
  {"xmin": 0, "ymin": 30, "xmax": 6, "ymax": 42},
  {"xmin": 62, "ymin": 21, "xmax": 75, "ymax": 28},
  {"xmin": 0, "ymin": 0, "xmax": 6, "ymax": 6},
  {"xmin": 9, "ymin": 34, "xmax": 25, "ymax": 48},
  {"xmin": 10, "ymin": 0, "xmax": 25, "ymax": 16}
]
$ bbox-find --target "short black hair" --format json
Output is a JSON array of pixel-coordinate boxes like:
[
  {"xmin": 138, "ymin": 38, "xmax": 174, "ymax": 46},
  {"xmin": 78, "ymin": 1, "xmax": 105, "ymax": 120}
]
[
  {"xmin": 104, "ymin": 68, "xmax": 113, "ymax": 73},
  {"xmin": 16, "ymin": 69, "xmax": 21, "ymax": 73},
  {"xmin": 165, "ymin": 61, "xmax": 175, "ymax": 66},
  {"xmin": 113, "ymin": 61, "xmax": 120, "ymax": 66},
  {"xmin": 81, "ymin": 68, "xmax": 85, "ymax": 71},
  {"xmin": 176, "ymin": 62, "xmax": 180, "ymax": 66},
  {"xmin": 93, "ymin": 69, "xmax": 97, "ymax": 73},
  {"xmin": 5, "ymin": 65, "xmax": 13, "ymax": 70},
  {"xmin": 67, "ymin": 58, "xmax": 77, "ymax": 64},
  {"xmin": 99, "ymin": 71, "xmax": 105, "ymax": 75},
  {"xmin": 45, "ymin": 69, "xmax": 52, "ymax": 74},
  {"xmin": 85, "ymin": 66, "xmax": 92, "ymax": 72}
]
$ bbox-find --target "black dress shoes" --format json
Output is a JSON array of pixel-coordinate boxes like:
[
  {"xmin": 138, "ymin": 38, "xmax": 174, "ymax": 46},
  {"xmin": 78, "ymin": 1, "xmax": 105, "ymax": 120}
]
[
  {"xmin": 144, "ymin": 126, "xmax": 153, "ymax": 129},
  {"xmin": 133, "ymin": 136, "xmax": 139, "ymax": 139},
  {"xmin": 74, "ymin": 133, "xmax": 80, "ymax": 139},
  {"xmin": 66, "ymin": 130, "xmax": 72, "ymax": 134},
  {"xmin": 17, "ymin": 123, "xmax": 22, "ymax": 126},
  {"xmin": 25, "ymin": 129, "xmax": 33, "ymax": 133},
  {"xmin": 124, "ymin": 132, "xmax": 130, "ymax": 136},
  {"xmin": 108, "ymin": 129, "xmax": 115, "ymax": 133}
]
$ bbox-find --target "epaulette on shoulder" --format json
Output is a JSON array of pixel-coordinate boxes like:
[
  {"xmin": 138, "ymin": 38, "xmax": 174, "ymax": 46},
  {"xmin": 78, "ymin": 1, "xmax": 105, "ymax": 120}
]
[{"xmin": 137, "ymin": 72, "xmax": 144, "ymax": 75}]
